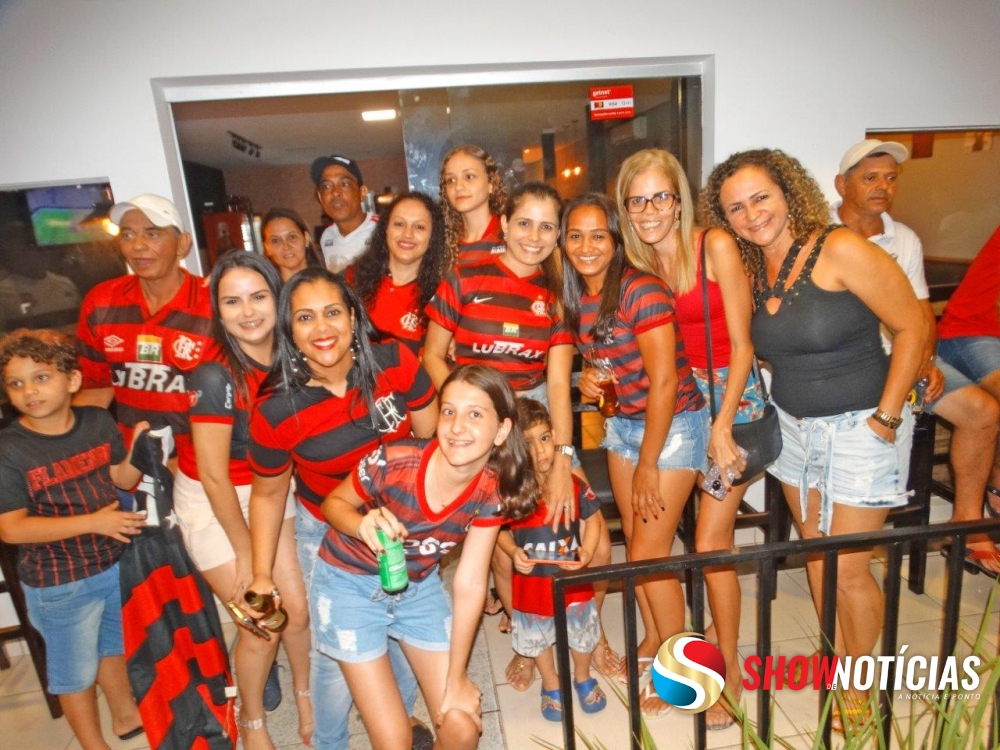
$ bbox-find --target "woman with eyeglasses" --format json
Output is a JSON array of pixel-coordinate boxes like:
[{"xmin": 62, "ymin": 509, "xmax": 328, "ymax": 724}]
[
  {"xmin": 347, "ymin": 192, "xmax": 449, "ymax": 356},
  {"xmin": 243, "ymin": 268, "xmax": 439, "ymax": 749},
  {"xmin": 700, "ymin": 148, "xmax": 924, "ymax": 734},
  {"xmin": 615, "ymin": 149, "xmax": 756, "ymax": 729},
  {"xmin": 260, "ymin": 208, "xmax": 323, "ymax": 282},
  {"xmin": 439, "ymin": 145, "xmax": 508, "ymax": 267},
  {"xmin": 561, "ymin": 193, "xmax": 708, "ymax": 719}
]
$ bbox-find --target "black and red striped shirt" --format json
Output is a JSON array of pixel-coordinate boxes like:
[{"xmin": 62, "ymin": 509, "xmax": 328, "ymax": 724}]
[
  {"xmin": 182, "ymin": 359, "xmax": 268, "ymax": 484},
  {"xmin": 0, "ymin": 407, "xmax": 126, "ymax": 587},
  {"xmin": 319, "ymin": 439, "xmax": 503, "ymax": 580},
  {"xmin": 248, "ymin": 342, "xmax": 435, "ymax": 520},
  {"xmin": 576, "ymin": 268, "xmax": 704, "ymax": 417},
  {"xmin": 76, "ymin": 270, "xmax": 220, "ymax": 456},
  {"xmin": 426, "ymin": 256, "xmax": 572, "ymax": 391},
  {"xmin": 456, "ymin": 214, "xmax": 505, "ymax": 267},
  {"xmin": 356, "ymin": 273, "xmax": 424, "ymax": 357}
]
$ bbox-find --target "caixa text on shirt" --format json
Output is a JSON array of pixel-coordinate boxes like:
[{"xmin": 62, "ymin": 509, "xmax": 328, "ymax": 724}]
[{"xmin": 111, "ymin": 362, "xmax": 186, "ymax": 393}]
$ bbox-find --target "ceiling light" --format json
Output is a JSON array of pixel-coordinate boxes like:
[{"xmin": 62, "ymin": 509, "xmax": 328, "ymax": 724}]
[{"xmin": 361, "ymin": 109, "xmax": 397, "ymax": 122}]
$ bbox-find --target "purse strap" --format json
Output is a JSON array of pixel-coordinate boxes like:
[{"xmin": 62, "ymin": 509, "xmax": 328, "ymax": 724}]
[{"xmin": 699, "ymin": 230, "xmax": 770, "ymax": 427}]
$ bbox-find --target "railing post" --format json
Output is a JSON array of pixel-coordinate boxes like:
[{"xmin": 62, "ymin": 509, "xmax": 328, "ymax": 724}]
[
  {"xmin": 819, "ymin": 550, "xmax": 838, "ymax": 749},
  {"xmin": 880, "ymin": 541, "xmax": 904, "ymax": 749},
  {"xmin": 553, "ymin": 574, "xmax": 576, "ymax": 750},
  {"xmin": 756, "ymin": 556, "xmax": 775, "ymax": 741}
]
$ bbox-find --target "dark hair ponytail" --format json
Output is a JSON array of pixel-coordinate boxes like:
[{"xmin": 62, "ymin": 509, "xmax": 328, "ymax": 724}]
[{"xmin": 441, "ymin": 365, "xmax": 539, "ymax": 520}]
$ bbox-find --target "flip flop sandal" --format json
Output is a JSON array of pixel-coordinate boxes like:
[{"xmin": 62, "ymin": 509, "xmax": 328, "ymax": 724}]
[
  {"xmin": 638, "ymin": 681, "xmax": 672, "ymax": 718},
  {"xmin": 573, "ymin": 677, "xmax": 607, "ymax": 714},
  {"xmin": 483, "ymin": 587, "xmax": 504, "ymax": 616},
  {"xmin": 831, "ymin": 694, "xmax": 873, "ymax": 736},
  {"xmin": 540, "ymin": 686, "xmax": 563, "ymax": 722},
  {"xmin": 942, "ymin": 543, "xmax": 1000, "ymax": 579},
  {"xmin": 617, "ymin": 655, "xmax": 653, "ymax": 687}
]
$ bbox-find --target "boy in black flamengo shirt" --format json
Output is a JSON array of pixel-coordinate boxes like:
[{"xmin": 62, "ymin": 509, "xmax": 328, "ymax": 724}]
[
  {"xmin": 0, "ymin": 329, "xmax": 148, "ymax": 748},
  {"xmin": 497, "ymin": 398, "xmax": 607, "ymax": 722}
]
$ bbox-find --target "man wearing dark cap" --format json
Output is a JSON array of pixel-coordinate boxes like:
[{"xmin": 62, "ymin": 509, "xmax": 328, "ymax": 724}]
[
  {"xmin": 835, "ymin": 140, "xmax": 1000, "ymax": 575},
  {"xmin": 311, "ymin": 154, "xmax": 378, "ymax": 273}
]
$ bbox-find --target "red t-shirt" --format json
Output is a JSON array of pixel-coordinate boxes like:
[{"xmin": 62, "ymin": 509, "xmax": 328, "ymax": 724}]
[
  {"xmin": 426, "ymin": 256, "xmax": 572, "ymax": 391},
  {"xmin": 510, "ymin": 477, "xmax": 599, "ymax": 617},
  {"xmin": 938, "ymin": 225, "xmax": 1000, "ymax": 339},
  {"xmin": 576, "ymin": 268, "xmax": 704, "ymax": 417},
  {"xmin": 76, "ymin": 270, "xmax": 220, "ymax": 457}
]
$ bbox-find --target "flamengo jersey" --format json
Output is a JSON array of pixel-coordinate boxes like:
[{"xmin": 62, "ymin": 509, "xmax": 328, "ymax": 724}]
[
  {"xmin": 319, "ymin": 439, "xmax": 504, "ymax": 580},
  {"xmin": 426, "ymin": 256, "xmax": 572, "ymax": 391},
  {"xmin": 249, "ymin": 342, "xmax": 435, "ymax": 519},
  {"xmin": 577, "ymin": 268, "xmax": 704, "ymax": 417},
  {"xmin": 182, "ymin": 359, "xmax": 269, "ymax": 485},
  {"xmin": 510, "ymin": 477, "xmax": 599, "ymax": 617},
  {"xmin": 365, "ymin": 276, "xmax": 424, "ymax": 356},
  {"xmin": 0, "ymin": 407, "xmax": 126, "ymax": 588},
  {"xmin": 456, "ymin": 214, "xmax": 505, "ymax": 267},
  {"xmin": 77, "ymin": 270, "xmax": 219, "ymax": 450}
]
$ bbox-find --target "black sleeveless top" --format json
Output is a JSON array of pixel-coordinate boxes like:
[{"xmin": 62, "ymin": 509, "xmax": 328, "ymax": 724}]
[{"xmin": 751, "ymin": 227, "xmax": 888, "ymax": 418}]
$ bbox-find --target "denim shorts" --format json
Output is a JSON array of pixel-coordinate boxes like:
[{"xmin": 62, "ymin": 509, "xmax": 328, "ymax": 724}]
[
  {"xmin": 310, "ymin": 560, "xmax": 452, "ymax": 663},
  {"xmin": 924, "ymin": 356, "xmax": 974, "ymax": 415},
  {"xmin": 511, "ymin": 599, "xmax": 599, "ymax": 658},
  {"xmin": 768, "ymin": 404, "xmax": 912, "ymax": 535},
  {"xmin": 938, "ymin": 336, "xmax": 1000, "ymax": 384},
  {"xmin": 691, "ymin": 365, "xmax": 767, "ymax": 424},
  {"xmin": 601, "ymin": 408, "xmax": 710, "ymax": 472},
  {"xmin": 23, "ymin": 563, "xmax": 124, "ymax": 694}
]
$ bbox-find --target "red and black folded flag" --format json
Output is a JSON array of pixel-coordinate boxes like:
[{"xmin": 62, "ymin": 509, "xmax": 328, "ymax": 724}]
[{"xmin": 120, "ymin": 427, "xmax": 237, "ymax": 749}]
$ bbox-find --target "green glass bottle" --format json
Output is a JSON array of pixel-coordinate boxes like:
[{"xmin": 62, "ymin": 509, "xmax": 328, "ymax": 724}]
[{"xmin": 377, "ymin": 529, "xmax": 409, "ymax": 593}]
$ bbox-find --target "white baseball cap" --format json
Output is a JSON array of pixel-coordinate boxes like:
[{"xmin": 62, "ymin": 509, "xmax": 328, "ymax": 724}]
[
  {"xmin": 838, "ymin": 139, "xmax": 909, "ymax": 175},
  {"xmin": 109, "ymin": 193, "xmax": 184, "ymax": 231}
]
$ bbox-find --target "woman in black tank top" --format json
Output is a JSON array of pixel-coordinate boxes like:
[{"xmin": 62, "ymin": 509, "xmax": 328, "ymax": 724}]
[{"xmin": 701, "ymin": 148, "xmax": 924, "ymax": 733}]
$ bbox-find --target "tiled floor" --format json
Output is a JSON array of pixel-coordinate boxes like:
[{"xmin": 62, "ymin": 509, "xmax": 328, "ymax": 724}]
[{"xmin": 3, "ymin": 495, "xmax": 997, "ymax": 749}]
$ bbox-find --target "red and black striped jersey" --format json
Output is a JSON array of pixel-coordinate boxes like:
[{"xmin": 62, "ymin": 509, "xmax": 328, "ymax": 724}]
[
  {"xmin": 456, "ymin": 214, "xmax": 505, "ymax": 267},
  {"xmin": 248, "ymin": 342, "xmax": 435, "ymax": 520},
  {"xmin": 510, "ymin": 477, "xmax": 599, "ymax": 617},
  {"xmin": 182, "ymin": 359, "xmax": 268, "ymax": 484},
  {"xmin": 364, "ymin": 275, "xmax": 424, "ymax": 357},
  {"xmin": 0, "ymin": 407, "xmax": 126, "ymax": 588},
  {"xmin": 577, "ymin": 268, "xmax": 704, "ymax": 417},
  {"xmin": 426, "ymin": 256, "xmax": 572, "ymax": 391},
  {"xmin": 319, "ymin": 439, "xmax": 503, "ymax": 580},
  {"xmin": 76, "ymin": 270, "xmax": 220, "ymax": 455}
]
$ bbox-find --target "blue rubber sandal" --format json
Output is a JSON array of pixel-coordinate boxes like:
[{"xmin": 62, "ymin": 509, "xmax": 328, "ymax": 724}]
[
  {"xmin": 574, "ymin": 677, "xmax": 607, "ymax": 714},
  {"xmin": 540, "ymin": 687, "xmax": 562, "ymax": 721}
]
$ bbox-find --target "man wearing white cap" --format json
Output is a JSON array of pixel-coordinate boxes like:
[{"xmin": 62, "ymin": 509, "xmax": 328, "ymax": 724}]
[
  {"xmin": 835, "ymin": 141, "xmax": 1000, "ymax": 575},
  {"xmin": 75, "ymin": 194, "xmax": 218, "ymax": 458}
]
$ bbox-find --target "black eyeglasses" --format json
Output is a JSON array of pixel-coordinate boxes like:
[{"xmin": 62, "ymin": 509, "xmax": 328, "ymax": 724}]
[{"xmin": 623, "ymin": 191, "xmax": 678, "ymax": 214}]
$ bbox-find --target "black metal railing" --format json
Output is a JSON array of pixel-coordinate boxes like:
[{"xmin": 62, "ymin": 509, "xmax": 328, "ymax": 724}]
[{"xmin": 552, "ymin": 517, "xmax": 1000, "ymax": 750}]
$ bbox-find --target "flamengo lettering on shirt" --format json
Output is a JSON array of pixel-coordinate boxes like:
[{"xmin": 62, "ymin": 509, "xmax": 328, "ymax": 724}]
[
  {"xmin": 112, "ymin": 363, "xmax": 186, "ymax": 393},
  {"xmin": 471, "ymin": 341, "xmax": 545, "ymax": 359},
  {"xmin": 27, "ymin": 444, "xmax": 112, "ymax": 492}
]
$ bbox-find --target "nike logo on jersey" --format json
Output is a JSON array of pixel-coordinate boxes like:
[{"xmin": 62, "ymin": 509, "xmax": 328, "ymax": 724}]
[{"xmin": 472, "ymin": 296, "xmax": 493, "ymax": 304}]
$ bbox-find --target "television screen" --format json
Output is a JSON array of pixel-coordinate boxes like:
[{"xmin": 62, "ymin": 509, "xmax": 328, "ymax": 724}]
[{"xmin": 24, "ymin": 183, "xmax": 112, "ymax": 246}]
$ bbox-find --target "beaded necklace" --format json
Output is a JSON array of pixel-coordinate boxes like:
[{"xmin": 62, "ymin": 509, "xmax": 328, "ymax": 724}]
[{"xmin": 754, "ymin": 226, "xmax": 836, "ymax": 311}]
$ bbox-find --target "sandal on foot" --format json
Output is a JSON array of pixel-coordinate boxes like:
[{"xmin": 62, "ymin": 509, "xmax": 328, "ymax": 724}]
[
  {"xmin": 617, "ymin": 655, "xmax": 654, "ymax": 687},
  {"xmin": 484, "ymin": 587, "xmax": 504, "ymax": 616},
  {"xmin": 985, "ymin": 486, "xmax": 1000, "ymax": 518},
  {"xmin": 505, "ymin": 654, "xmax": 535, "ymax": 691},
  {"xmin": 638, "ymin": 682, "xmax": 671, "ymax": 718},
  {"xmin": 942, "ymin": 543, "xmax": 1000, "ymax": 579},
  {"xmin": 540, "ymin": 687, "xmax": 562, "ymax": 722},
  {"xmin": 574, "ymin": 677, "xmax": 607, "ymax": 714},
  {"xmin": 705, "ymin": 687, "xmax": 741, "ymax": 731},
  {"xmin": 294, "ymin": 688, "xmax": 315, "ymax": 746},
  {"xmin": 831, "ymin": 694, "xmax": 872, "ymax": 736},
  {"xmin": 116, "ymin": 726, "xmax": 145, "ymax": 741},
  {"xmin": 499, "ymin": 612, "xmax": 512, "ymax": 634},
  {"xmin": 593, "ymin": 641, "xmax": 625, "ymax": 681}
]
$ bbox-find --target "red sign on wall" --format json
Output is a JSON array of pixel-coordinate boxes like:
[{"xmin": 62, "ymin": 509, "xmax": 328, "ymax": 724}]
[{"xmin": 589, "ymin": 85, "xmax": 635, "ymax": 121}]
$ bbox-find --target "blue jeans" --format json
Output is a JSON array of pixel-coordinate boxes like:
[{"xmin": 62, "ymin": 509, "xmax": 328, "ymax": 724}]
[
  {"xmin": 938, "ymin": 336, "xmax": 1000, "ymax": 384},
  {"xmin": 295, "ymin": 504, "xmax": 418, "ymax": 749}
]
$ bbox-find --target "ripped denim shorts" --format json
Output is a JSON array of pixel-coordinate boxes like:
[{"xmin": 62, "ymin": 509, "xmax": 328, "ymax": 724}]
[
  {"xmin": 768, "ymin": 404, "xmax": 912, "ymax": 535},
  {"xmin": 309, "ymin": 560, "xmax": 452, "ymax": 663}
]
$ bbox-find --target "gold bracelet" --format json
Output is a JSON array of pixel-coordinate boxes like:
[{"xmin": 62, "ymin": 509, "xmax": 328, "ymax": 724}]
[{"xmin": 872, "ymin": 408, "xmax": 903, "ymax": 430}]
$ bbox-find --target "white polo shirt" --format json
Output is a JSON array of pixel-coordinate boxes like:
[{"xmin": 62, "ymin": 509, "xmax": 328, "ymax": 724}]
[{"xmin": 320, "ymin": 212, "xmax": 378, "ymax": 272}]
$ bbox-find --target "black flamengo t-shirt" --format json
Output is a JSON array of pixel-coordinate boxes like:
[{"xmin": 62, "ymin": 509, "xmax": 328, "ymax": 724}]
[{"xmin": 0, "ymin": 406, "xmax": 127, "ymax": 587}]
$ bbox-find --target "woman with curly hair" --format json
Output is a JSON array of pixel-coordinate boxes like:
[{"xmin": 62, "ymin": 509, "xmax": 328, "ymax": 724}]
[
  {"xmin": 439, "ymin": 145, "xmax": 508, "ymax": 266},
  {"xmin": 700, "ymin": 148, "xmax": 925, "ymax": 733},
  {"xmin": 260, "ymin": 208, "xmax": 324, "ymax": 282},
  {"xmin": 616, "ymin": 148, "xmax": 756, "ymax": 729},
  {"xmin": 347, "ymin": 192, "xmax": 448, "ymax": 356}
]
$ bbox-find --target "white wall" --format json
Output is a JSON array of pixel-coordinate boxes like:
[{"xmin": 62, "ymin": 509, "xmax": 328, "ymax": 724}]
[{"xmin": 1, "ymin": 0, "xmax": 999, "ymax": 201}]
